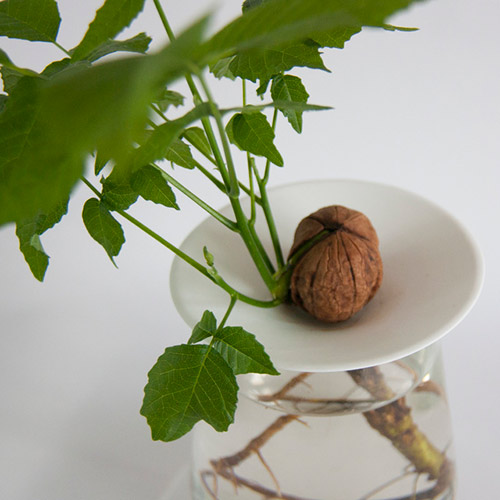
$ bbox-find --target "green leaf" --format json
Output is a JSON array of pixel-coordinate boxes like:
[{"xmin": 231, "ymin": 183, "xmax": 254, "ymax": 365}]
[
  {"xmin": 165, "ymin": 139, "xmax": 197, "ymax": 170},
  {"xmin": 94, "ymin": 153, "xmax": 109, "ymax": 176},
  {"xmin": 271, "ymin": 74, "xmax": 309, "ymax": 133},
  {"xmin": 154, "ymin": 89, "xmax": 185, "ymax": 113},
  {"xmin": 141, "ymin": 344, "xmax": 238, "ymax": 442},
  {"xmin": 0, "ymin": 77, "xmax": 83, "ymax": 226},
  {"xmin": 34, "ymin": 198, "xmax": 69, "ymax": 234},
  {"xmin": 130, "ymin": 103, "xmax": 211, "ymax": 172},
  {"xmin": 311, "ymin": 25, "xmax": 361, "ymax": 48},
  {"xmin": 0, "ymin": 0, "xmax": 61, "ymax": 42},
  {"xmin": 82, "ymin": 198, "xmax": 125, "ymax": 264},
  {"xmin": 182, "ymin": 127, "xmax": 212, "ymax": 159},
  {"xmin": 188, "ymin": 310, "xmax": 217, "ymax": 344},
  {"xmin": 71, "ymin": 0, "xmax": 147, "ymax": 61},
  {"xmin": 256, "ymin": 79, "xmax": 270, "ymax": 96},
  {"xmin": 0, "ymin": 49, "xmax": 38, "ymax": 77},
  {"xmin": 16, "ymin": 232, "xmax": 48, "ymax": 281},
  {"xmin": 222, "ymin": 101, "xmax": 330, "ymax": 115},
  {"xmin": 242, "ymin": 0, "xmax": 270, "ymax": 13},
  {"xmin": 49, "ymin": 17, "xmax": 209, "ymax": 165},
  {"xmin": 0, "ymin": 94, "xmax": 7, "ymax": 112},
  {"xmin": 41, "ymin": 58, "xmax": 75, "ymax": 77},
  {"xmin": 229, "ymin": 41, "xmax": 328, "ymax": 83},
  {"xmin": 1, "ymin": 66, "xmax": 23, "ymax": 94},
  {"xmin": 0, "ymin": 18, "xmax": 209, "ymax": 227},
  {"xmin": 15, "ymin": 199, "xmax": 68, "ymax": 281},
  {"xmin": 85, "ymin": 32, "xmax": 152, "ymax": 62},
  {"xmin": 130, "ymin": 165, "xmax": 179, "ymax": 209},
  {"xmin": 101, "ymin": 172, "xmax": 139, "ymax": 211},
  {"xmin": 213, "ymin": 326, "xmax": 279, "ymax": 376},
  {"xmin": 204, "ymin": 0, "xmax": 419, "ymax": 60},
  {"xmin": 226, "ymin": 112, "xmax": 283, "ymax": 166},
  {"xmin": 210, "ymin": 56, "xmax": 236, "ymax": 80}
]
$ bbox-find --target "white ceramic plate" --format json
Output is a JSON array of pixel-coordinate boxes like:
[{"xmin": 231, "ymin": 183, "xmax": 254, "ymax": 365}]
[{"xmin": 170, "ymin": 180, "xmax": 484, "ymax": 372}]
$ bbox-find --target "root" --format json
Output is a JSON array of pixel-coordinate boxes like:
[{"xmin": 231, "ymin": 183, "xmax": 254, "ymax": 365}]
[{"xmin": 201, "ymin": 367, "xmax": 454, "ymax": 499}]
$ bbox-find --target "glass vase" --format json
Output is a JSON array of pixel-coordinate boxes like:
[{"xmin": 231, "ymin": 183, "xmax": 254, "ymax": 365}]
[{"xmin": 191, "ymin": 341, "xmax": 455, "ymax": 500}]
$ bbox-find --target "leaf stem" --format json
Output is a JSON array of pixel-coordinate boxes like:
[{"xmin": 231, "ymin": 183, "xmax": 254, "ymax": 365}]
[
  {"xmin": 52, "ymin": 40, "xmax": 71, "ymax": 57},
  {"xmin": 80, "ymin": 177, "xmax": 280, "ymax": 308},
  {"xmin": 154, "ymin": 164, "xmax": 239, "ymax": 232},
  {"xmin": 152, "ymin": 0, "xmax": 176, "ymax": 41},
  {"xmin": 152, "ymin": 0, "xmax": 232, "ymax": 193},
  {"xmin": 218, "ymin": 295, "xmax": 238, "ymax": 331},
  {"xmin": 263, "ymin": 108, "xmax": 279, "ymax": 184},
  {"xmin": 198, "ymin": 73, "xmax": 278, "ymax": 292},
  {"xmin": 119, "ymin": 210, "xmax": 282, "ymax": 308},
  {"xmin": 152, "ymin": 0, "xmax": 278, "ymax": 295}
]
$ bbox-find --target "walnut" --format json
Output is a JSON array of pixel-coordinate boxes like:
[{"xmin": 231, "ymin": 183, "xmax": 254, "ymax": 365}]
[{"xmin": 288, "ymin": 205, "xmax": 383, "ymax": 322}]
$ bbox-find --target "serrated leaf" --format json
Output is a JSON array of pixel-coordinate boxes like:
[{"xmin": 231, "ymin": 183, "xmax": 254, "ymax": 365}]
[
  {"xmin": 182, "ymin": 127, "xmax": 212, "ymax": 159},
  {"xmin": 222, "ymin": 101, "xmax": 330, "ymax": 115},
  {"xmin": 101, "ymin": 172, "xmax": 138, "ymax": 211},
  {"xmin": 82, "ymin": 198, "xmax": 125, "ymax": 264},
  {"xmin": 256, "ymin": 79, "xmax": 270, "ymax": 96},
  {"xmin": 130, "ymin": 165, "xmax": 178, "ymax": 209},
  {"xmin": 229, "ymin": 41, "xmax": 328, "ymax": 83},
  {"xmin": 141, "ymin": 344, "xmax": 238, "ymax": 442},
  {"xmin": 0, "ymin": 0, "xmax": 61, "ymax": 42},
  {"xmin": 16, "ymin": 232, "xmax": 48, "ymax": 282},
  {"xmin": 311, "ymin": 25, "xmax": 361, "ymax": 48},
  {"xmin": 130, "ymin": 103, "xmax": 211, "ymax": 172},
  {"xmin": 71, "ymin": 0, "xmax": 147, "ymax": 61},
  {"xmin": 85, "ymin": 32, "xmax": 152, "ymax": 62},
  {"xmin": 188, "ymin": 310, "xmax": 217, "ymax": 344},
  {"xmin": 271, "ymin": 74, "xmax": 309, "ymax": 133},
  {"xmin": 41, "ymin": 58, "xmax": 72, "ymax": 77},
  {"xmin": 213, "ymin": 326, "xmax": 279, "ymax": 376},
  {"xmin": 15, "ymin": 199, "xmax": 68, "ymax": 281},
  {"xmin": 210, "ymin": 56, "xmax": 236, "ymax": 80},
  {"xmin": 165, "ymin": 139, "xmax": 197, "ymax": 170},
  {"xmin": 226, "ymin": 112, "xmax": 283, "ymax": 166},
  {"xmin": 205, "ymin": 0, "xmax": 419, "ymax": 57},
  {"xmin": 154, "ymin": 89, "xmax": 185, "ymax": 113},
  {"xmin": 34, "ymin": 199, "xmax": 68, "ymax": 234}
]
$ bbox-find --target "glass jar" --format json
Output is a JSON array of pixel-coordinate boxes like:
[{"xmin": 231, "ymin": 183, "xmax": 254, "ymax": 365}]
[{"xmin": 191, "ymin": 342, "xmax": 455, "ymax": 500}]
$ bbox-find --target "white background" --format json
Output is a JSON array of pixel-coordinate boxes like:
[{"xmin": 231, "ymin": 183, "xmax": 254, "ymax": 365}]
[{"xmin": 1, "ymin": 0, "xmax": 499, "ymax": 498}]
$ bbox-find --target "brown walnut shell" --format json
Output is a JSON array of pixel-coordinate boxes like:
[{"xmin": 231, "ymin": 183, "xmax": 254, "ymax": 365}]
[{"xmin": 288, "ymin": 205, "xmax": 383, "ymax": 322}]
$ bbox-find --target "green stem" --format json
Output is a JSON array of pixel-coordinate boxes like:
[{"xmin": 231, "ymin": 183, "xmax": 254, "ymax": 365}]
[
  {"xmin": 80, "ymin": 177, "xmax": 280, "ymax": 309},
  {"xmin": 198, "ymin": 74, "xmax": 240, "ymax": 199},
  {"xmin": 152, "ymin": 0, "xmax": 232, "ymax": 193},
  {"xmin": 251, "ymin": 148, "xmax": 285, "ymax": 269},
  {"xmin": 218, "ymin": 296, "xmax": 238, "ymax": 331},
  {"xmin": 198, "ymin": 73, "xmax": 277, "ymax": 292},
  {"xmin": 150, "ymin": 105, "xmax": 230, "ymax": 194},
  {"xmin": 154, "ymin": 164, "xmax": 238, "ymax": 232},
  {"xmin": 263, "ymin": 108, "xmax": 279, "ymax": 184},
  {"xmin": 153, "ymin": 0, "xmax": 278, "ymax": 295},
  {"xmin": 151, "ymin": 104, "xmax": 258, "ymax": 199},
  {"xmin": 242, "ymin": 82, "xmax": 257, "ymax": 226},
  {"xmin": 52, "ymin": 40, "xmax": 71, "ymax": 57},
  {"xmin": 247, "ymin": 156, "xmax": 256, "ymax": 225},
  {"xmin": 152, "ymin": 0, "xmax": 176, "ymax": 41},
  {"xmin": 119, "ymin": 210, "xmax": 280, "ymax": 307}
]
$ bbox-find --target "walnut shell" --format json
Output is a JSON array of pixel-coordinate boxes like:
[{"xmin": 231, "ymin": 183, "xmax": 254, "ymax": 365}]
[{"xmin": 288, "ymin": 205, "xmax": 383, "ymax": 322}]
